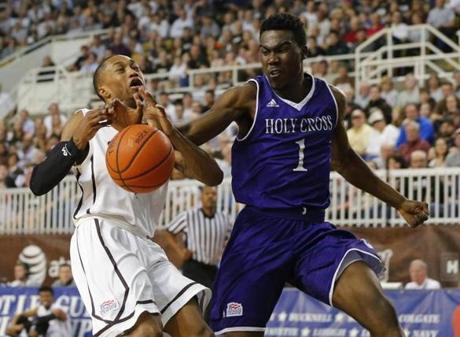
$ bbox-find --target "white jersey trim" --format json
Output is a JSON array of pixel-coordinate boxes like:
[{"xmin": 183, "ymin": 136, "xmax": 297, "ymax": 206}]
[
  {"xmin": 271, "ymin": 73, "xmax": 316, "ymax": 111},
  {"xmin": 236, "ymin": 79, "xmax": 259, "ymax": 142},
  {"xmin": 324, "ymin": 81, "xmax": 340, "ymax": 128}
]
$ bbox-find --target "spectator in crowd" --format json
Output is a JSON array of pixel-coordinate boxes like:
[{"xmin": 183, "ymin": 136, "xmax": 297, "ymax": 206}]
[
  {"xmin": 366, "ymin": 85, "xmax": 392, "ymax": 124},
  {"xmin": 380, "ymin": 77, "xmax": 398, "ymax": 107},
  {"xmin": 90, "ymin": 35, "xmax": 106, "ymax": 62},
  {"xmin": 71, "ymin": 45, "xmax": 91, "ymax": 71},
  {"xmin": 399, "ymin": 121, "xmax": 431, "ymax": 164},
  {"xmin": 158, "ymin": 91, "xmax": 175, "ymax": 118},
  {"xmin": 396, "ymin": 74, "xmax": 420, "ymax": 108},
  {"xmin": 43, "ymin": 103, "xmax": 67, "ymax": 138},
  {"xmin": 346, "ymin": 109, "xmax": 373, "ymax": 157},
  {"xmin": 427, "ymin": 0, "xmax": 456, "ymax": 50},
  {"xmin": 52, "ymin": 263, "xmax": 75, "ymax": 287},
  {"xmin": 5, "ymin": 153, "xmax": 24, "ymax": 188},
  {"xmin": 6, "ymin": 286, "xmax": 71, "ymax": 337},
  {"xmin": 168, "ymin": 100, "xmax": 195, "ymax": 127},
  {"xmin": 405, "ymin": 259, "xmax": 441, "ymax": 289},
  {"xmin": 8, "ymin": 262, "xmax": 38, "ymax": 287},
  {"xmin": 426, "ymin": 74, "xmax": 443, "ymax": 102},
  {"xmin": 409, "ymin": 150, "xmax": 429, "ymax": 169},
  {"xmin": 397, "ymin": 103, "xmax": 435, "ymax": 147},
  {"xmin": 366, "ymin": 109, "xmax": 400, "ymax": 161},
  {"xmin": 354, "ymin": 82, "xmax": 370, "ymax": 109},
  {"xmin": 202, "ymin": 89, "xmax": 215, "ymax": 112},
  {"xmin": 165, "ymin": 185, "xmax": 232, "ymax": 290},
  {"xmin": 332, "ymin": 65, "xmax": 353, "ymax": 89},
  {"xmin": 428, "ymin": 137, "xmax": 449, "ymax": 168},
  {"xmin": 446, "ymin": 128, "xmax": 460, "ymax": 167},
  {"xmin": 18, "ymin": 134, "xmax": 40, "ymax": 169},
  {"xmin": 16, "ymin": 109, "xmax": 35, "ymax": 137},
  {"xmin": 79, "ymin": 52, "xmax": 99, "ymax": 74}
]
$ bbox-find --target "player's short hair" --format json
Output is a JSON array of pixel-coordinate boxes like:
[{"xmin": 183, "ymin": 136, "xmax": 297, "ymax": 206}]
[
  {"xmin": 260, "ymin": 13, "xmax": 306, "ymax": 48},
  {"xmin": 93, "ymin": 55, "xmax": 118, "ymax": 101},
  {"xmin": 39, "ymin": 285, "xmax": 54, "ymax": 295}
]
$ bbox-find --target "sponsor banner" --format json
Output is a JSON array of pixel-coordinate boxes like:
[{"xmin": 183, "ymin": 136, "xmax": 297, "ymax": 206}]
[
  {"xmin": 0, "ymin": 288, "xmax": 459, "ymax": 337},
  {"xmin": 1, "ymin": 226, "xmax": 459, "ymax": 287},
  {"xmin": 267, "ymin": 288, "xmax": 460, "ymax": 337},
  {"xmin": 0, "ymin": 235, "xmax": 70, "ymax": 286},
  {"xmin": 0, "ymin": 287, "xmax": 91, "ymax": 337},
  {"xmin": 348, "ymin": 225, "xmax": 460, "ymax": 287}
]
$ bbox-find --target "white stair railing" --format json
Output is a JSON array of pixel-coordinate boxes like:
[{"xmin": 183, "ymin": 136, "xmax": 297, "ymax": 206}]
[{"xmin": 355, "ymin": 24, "xmax": 460, "ymax": 89}]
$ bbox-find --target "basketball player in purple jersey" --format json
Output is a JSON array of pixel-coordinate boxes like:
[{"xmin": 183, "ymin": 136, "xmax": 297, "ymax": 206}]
[{"xmin": 180, "ymin": 14, "xmax": 428, "ymax": 337}]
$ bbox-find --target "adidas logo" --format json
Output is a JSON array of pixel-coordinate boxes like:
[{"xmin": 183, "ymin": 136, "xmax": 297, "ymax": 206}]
[{"xmin": 266, "ymin": 99, "xmax": 279, "ymax": 108}]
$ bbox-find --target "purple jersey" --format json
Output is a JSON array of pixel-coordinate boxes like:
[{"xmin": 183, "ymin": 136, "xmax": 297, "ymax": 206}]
[{"xmin": 232, "ymin": 74, "xmax": 338, "ymax": 209}]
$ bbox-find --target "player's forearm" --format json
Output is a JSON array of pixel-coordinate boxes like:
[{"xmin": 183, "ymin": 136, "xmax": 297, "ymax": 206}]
[
  {"xmin": 334, "ymin": 149, "xmax": 406, "ymax": 209},
  {"xmin": 169, "ymin": 128, "xmax": 223, "ymax": 186},
  {"xmin": 179, "ymin": 108, "xmax": 238, "ymax": 146},
  {"xmin": 30, "ymin": 140, "xmax": 88, "ymax": 196}
]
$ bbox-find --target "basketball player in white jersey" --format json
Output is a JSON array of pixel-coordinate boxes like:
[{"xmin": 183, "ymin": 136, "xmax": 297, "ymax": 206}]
[{"xmin": 30, "ymin": 54, "xmax": 223, "ymax": 337}]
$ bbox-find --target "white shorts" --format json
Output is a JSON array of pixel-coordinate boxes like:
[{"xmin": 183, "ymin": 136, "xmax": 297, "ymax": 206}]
[{"xmin": 70, "ymin": 218, "xmax": 210, "ymax": 337}]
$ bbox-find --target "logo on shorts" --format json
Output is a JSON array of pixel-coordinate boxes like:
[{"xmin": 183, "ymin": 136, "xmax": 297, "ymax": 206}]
[
  {"xmin": 226, "ymin": 302, "xmax": 243, "ymax": 317},
  {"xmin": 100, "ymin": 299, "xmax": 119, "ymax": 315}
]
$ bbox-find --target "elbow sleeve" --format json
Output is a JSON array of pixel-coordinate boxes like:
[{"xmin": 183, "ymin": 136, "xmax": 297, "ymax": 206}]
[{"xmin": 30, "ymin": 140, "xmax": 88, "ymax": 196}]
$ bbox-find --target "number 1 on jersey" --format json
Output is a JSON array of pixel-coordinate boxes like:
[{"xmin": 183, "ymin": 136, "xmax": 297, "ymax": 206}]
[{"xmin": 293, "ymin": 139, "xmax": 308, "ymax": 172}]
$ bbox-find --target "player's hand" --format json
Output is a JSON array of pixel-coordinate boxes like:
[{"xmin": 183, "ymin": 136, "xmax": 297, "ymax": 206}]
[
  {"xmin": 398, "ymin": 200, "xmax": 429, "ymax": 228},
  {"xmin": 138, "ymin": 88, "xmax": 174, "ymax": 136},
  {"xmin": 107, "ymin": 96, "xmax": 143, "ymax": 131},
  {"xmin": 73, "ymin": 108, "xmax": 111, "ymax": 150}
]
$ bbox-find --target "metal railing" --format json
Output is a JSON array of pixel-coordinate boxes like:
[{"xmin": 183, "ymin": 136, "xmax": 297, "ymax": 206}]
[
  {"xmin": 355, "ymin": 24, "xmax": 460, "ymax": 89},
  {"xmin": 1, "ymin": 168, "xmax": 459, "ymax": 235}
]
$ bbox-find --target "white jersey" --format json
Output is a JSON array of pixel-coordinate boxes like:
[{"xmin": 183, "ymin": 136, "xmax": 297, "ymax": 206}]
[{"xmin": 73, "ymin": 109, "xmax": 167, "ymax": 237}]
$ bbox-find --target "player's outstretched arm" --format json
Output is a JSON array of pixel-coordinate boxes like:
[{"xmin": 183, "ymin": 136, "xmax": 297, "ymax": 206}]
[
  {"xmin": 330, "ymin": 85, "xmax": 429, "ymax": 227},
  {"xmin": 139, "ymin": 89, "xmax": 223, "ymax": 186},
  {"xmin": 178, "ymin": 83, "xmax": 256, "ymax": 145},
  {"xmin": 30, "ymin": 108, "xmax": 110, "ymax": 196}
]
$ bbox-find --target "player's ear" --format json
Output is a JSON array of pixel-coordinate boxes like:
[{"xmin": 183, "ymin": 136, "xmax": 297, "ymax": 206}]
[
  {"xmin": 99, "ymin": 86, "xmax": 112, "ymax": 101},
  {"xmin": 301, "ymin": 46, "xmax": 308, "ymax": 60}
]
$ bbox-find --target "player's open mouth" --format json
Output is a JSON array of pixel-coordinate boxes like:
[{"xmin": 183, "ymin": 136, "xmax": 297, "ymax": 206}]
[
  {"xmin": 129, "ymin": 78, "xmax": 144, "ymax": 89},
  {"xmin": 268, "ymin": 69, "xmax": 281, "ymax": 78}
]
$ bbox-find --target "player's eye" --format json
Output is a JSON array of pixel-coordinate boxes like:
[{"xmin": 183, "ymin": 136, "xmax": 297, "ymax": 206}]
[
  {"xmin": 261, "ymin": 49, "xmax": 270, "ymax": 56},
  {"xmin": 116, "ymin": 67, "xmax": 124, "ymax": 73}
]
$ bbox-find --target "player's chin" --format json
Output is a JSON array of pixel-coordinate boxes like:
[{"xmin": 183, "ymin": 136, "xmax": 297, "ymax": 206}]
[{"xmin": 269, "ymin": 78, "xmax": 287, "ymax": 90}]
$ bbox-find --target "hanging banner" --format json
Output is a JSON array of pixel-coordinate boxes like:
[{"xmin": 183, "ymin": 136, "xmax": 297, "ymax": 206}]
[
  {"xmin": 267, "ymin": 289, "xmax": 460, "ymax": 337},
  {"xmin": 1, "ymin": 288, "xmax": 460, "ymax": 337},
  {"xmin": 0, "ymin": 287, "xmax": 92, "ymax": 337},
  {"xmin": 0, "ymin": 225, "xmax": 459, "ymax": 287}
]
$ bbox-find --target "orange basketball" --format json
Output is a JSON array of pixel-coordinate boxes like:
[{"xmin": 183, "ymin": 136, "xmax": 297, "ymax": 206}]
[{"xmin": 106, "ymin": 124, "xmax": 175, "ymax": 193}]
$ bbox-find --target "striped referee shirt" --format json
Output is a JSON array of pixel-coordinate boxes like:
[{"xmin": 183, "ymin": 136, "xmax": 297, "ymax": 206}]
[{"xmin": 165, "ymin": 208, "xmax": 232, "ymax": 266}]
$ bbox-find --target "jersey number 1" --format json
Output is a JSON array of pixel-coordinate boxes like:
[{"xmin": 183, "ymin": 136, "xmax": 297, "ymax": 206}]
[{"xmin": 293, "ymin": 139, "xmax": 308, "ymax": 172}]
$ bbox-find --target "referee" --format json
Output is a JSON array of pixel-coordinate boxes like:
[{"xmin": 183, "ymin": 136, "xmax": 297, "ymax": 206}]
[{"xmin": 165, "ymin": 185, "xmax": 232, "ymax": 289}]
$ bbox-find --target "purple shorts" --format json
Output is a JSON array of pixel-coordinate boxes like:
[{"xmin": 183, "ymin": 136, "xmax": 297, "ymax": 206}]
[{"xmin": 209, "ymin": 206, "xmax": 384, "ymax": 335}]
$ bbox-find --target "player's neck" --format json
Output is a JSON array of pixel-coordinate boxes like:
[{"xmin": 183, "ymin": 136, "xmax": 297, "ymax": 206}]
[{"xmin": 273, "ymin": 73, "xmax": 311, "ymax": 103}]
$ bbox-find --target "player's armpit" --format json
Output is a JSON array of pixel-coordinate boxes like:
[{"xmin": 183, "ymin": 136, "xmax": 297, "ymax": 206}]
[{"xmin": 179, "ymin": 83, "xmax": 256, "ymax": 145}]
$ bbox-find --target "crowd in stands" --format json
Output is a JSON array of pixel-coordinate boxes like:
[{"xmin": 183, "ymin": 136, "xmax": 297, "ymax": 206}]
[{"xmin": 1, "ymin": 0, "xmax": 460, "ymax": 191}]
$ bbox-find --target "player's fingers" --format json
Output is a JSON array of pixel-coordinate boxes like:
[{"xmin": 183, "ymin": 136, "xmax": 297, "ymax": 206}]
[{"xmin": 155, "ymin": 104, "xmax": 167, "ymax": 116}]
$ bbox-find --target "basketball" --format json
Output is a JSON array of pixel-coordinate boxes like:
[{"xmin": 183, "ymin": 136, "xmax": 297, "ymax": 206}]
[{"xmin": 106, "ymin": 124, "xmax": 175, "ymax": 193}]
